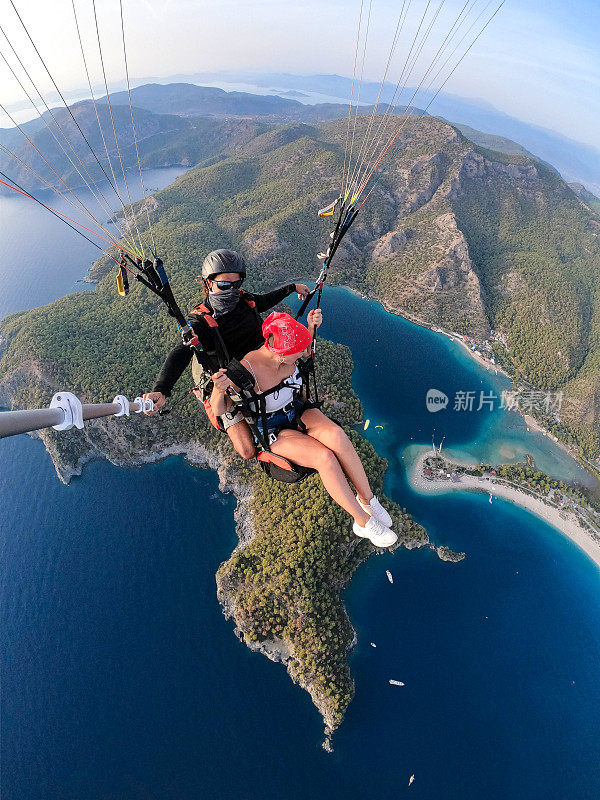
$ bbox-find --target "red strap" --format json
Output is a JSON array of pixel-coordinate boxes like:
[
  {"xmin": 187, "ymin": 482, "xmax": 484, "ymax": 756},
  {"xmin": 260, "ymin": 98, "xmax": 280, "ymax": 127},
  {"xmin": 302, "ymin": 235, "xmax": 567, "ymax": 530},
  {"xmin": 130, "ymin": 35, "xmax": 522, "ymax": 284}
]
[
  {"xmin": 256, "ymin": 451, "xmax": 295, "ymax": 472},
  {"xmin": 240, "ymin": 290, "xmax": 256, "ymax": 309},
  {"xmin": 190, "ymin": 303, "xmax": 219, "ymax": 328}
]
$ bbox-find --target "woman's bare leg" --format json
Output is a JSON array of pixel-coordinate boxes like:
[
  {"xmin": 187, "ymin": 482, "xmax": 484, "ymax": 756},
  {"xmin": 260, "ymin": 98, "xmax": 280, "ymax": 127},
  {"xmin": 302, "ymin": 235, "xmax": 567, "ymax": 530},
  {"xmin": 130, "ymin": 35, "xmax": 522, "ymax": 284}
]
[
  {"xmin": 226, "ymin": 419, "xmax": 257, "ymax": 460},
  {"xmin": 299, "ymin": 408, "xmax": 373, "ymax": 502},
  {"xmin": 270, "ymin": 429, "xmax": 370, "ymax": 524}
]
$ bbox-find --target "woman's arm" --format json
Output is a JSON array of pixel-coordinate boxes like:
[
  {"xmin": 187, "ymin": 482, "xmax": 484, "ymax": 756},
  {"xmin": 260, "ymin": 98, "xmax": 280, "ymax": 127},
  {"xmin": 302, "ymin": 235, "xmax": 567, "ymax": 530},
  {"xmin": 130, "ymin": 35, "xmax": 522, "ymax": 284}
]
[
  {"xmin": 210, "ymin": 369, "xmax": 235, "ymax": 416},
  {"xmin": 306, "ymin": 308, "xmax": 322, "ymax": 338}
]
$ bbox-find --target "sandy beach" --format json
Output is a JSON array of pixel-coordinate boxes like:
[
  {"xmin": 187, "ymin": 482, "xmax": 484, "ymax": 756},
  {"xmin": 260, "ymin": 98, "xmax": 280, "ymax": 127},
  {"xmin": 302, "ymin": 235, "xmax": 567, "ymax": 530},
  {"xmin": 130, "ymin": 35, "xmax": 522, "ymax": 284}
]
[
  {"xmin": 409, "ymin": 450, "xmax": 600, "ymax": 570},
  {"xmin": 453, "ymin": 335, "xmax": 509, "ymax": 378}
]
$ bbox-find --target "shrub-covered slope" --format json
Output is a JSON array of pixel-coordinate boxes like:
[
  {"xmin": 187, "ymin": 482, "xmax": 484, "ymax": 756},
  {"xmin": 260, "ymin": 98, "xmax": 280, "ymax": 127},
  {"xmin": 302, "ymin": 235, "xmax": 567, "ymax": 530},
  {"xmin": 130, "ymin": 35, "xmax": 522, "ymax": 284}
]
[{"xmin": 4, "ymin": 112, "xmax": 599, "ymax": 453}]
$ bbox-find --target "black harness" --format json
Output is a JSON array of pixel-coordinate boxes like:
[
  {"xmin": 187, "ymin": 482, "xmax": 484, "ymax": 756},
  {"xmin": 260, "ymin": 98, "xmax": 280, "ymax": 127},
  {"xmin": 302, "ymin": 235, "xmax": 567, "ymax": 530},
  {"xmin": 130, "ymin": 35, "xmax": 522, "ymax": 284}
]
[
  {"xmin": 192, "ymin": 300, "xmax": 319, "ymax": 484},
  {"xmin": 224, "ymin": 358, "xmax": 319, "ymax": 484},
  {"xmin": 189, "ymin": 290, "xmax": 262, "ymax": 376}
]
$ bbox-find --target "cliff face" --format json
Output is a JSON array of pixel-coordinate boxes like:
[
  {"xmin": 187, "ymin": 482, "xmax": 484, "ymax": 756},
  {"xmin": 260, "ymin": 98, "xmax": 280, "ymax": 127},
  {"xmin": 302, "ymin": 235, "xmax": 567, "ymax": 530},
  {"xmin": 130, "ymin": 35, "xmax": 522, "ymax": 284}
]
[
  {"xmin": 362, "ymin": 144, "xmax": 490, "ymax": 337},
  {"xmin": 196, "ymin": 114, "xmax": 598, "ymax": 455}
]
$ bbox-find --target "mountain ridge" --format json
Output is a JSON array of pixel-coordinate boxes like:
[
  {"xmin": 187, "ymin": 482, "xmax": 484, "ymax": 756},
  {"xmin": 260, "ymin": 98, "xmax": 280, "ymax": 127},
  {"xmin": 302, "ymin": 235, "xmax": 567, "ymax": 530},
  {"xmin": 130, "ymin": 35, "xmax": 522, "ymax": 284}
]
[{"xmin": 2, "ymin": 102, "xmax": 599, "ymax": 458}]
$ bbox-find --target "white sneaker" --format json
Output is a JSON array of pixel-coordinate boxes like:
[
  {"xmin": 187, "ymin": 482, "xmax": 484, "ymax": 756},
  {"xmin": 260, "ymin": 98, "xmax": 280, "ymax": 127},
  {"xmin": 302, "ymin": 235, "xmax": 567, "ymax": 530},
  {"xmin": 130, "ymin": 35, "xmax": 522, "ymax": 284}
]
[
  {"xmin": 353, "ymin": 516, "xmax": 398, "ymax": 548},
  {"xmin": 356, "ymin": 494, "xmax": 393, "ymax": 527}
]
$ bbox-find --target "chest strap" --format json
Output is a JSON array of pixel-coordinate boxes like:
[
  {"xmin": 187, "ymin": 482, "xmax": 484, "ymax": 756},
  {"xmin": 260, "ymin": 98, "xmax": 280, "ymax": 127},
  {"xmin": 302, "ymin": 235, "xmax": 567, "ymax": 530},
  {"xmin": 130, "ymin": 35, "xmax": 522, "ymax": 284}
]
[{"xmin": 188, "ymin": 291, "xmax": 258, "ymax": 369}]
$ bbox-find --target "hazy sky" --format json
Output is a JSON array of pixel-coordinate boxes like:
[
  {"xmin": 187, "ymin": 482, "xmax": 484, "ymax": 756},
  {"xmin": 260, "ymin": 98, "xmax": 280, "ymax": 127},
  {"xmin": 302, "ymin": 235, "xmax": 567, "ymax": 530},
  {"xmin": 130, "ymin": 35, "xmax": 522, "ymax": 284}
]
[{"xmin": 1, "ymin": 0, "xmax": 599, "ymax": 149}]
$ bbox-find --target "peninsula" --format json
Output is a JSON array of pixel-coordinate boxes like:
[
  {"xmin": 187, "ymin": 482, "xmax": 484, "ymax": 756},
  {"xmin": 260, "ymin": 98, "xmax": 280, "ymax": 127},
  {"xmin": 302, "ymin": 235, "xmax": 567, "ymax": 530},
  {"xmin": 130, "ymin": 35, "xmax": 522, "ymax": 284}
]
[
  {"xmin": 410, "ymin": 450, "xmax": 600, "ymax": 568},
  {"xmin": 0, "ymin": 319, "xmax": 460, "ymax": 748}
]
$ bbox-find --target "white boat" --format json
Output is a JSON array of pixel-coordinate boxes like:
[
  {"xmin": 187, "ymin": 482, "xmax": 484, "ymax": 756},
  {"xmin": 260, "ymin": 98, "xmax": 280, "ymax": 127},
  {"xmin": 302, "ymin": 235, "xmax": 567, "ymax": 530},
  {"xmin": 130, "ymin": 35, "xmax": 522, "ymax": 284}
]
[
  {"xmin": 409, "ymin": 774, "xmax": 415, "ymax": 786},
  {"xmin": 370, "ymin": 642, "xmax": 377, "ymax": 648},
  {"xmin": 364, "ymin": 419, "xmax": 370, "ymax": 430},
  {"xmin": 389, "ymin": 679, "xmax": 405, "ymax": 686},
  {"xmin": 386, "ymin": 570, "xmax": 393, "ymax": 584}
]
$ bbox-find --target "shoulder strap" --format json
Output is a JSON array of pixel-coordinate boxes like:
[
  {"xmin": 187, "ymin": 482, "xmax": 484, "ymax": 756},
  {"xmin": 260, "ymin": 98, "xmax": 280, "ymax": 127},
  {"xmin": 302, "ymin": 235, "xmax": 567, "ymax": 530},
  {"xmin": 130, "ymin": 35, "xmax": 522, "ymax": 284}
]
[
  {"xmin": 240, "ymin": 289, "xmax": 262, "ymax": 327},
  {"xmin": 239, "ymin": 289, "xmax": 256, "ymax": 309},
  {"xmin": 225, "ymin": 359, "xmax": 256, "ymax": 393},
  {"xmin": 190, "ymin": 302, "xmax": 218, "ymax": 327},
  {"xmin": 240, "ymin": 358, "xmax": 261, "ymax": 393},
  {"xmin": 188, "ymin": 302, "xmax": 230, "ymax": 368}
]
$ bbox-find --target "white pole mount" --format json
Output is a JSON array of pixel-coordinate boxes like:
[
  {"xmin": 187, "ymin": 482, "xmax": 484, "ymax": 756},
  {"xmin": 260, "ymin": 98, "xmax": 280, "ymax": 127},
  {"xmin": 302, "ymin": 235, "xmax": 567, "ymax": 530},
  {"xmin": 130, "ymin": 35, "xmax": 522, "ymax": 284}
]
[
  {"xmin": 134, "ymin": 395, "xmax": 154, "ymax": 413},
  {"xmin": 50, "ymin": 392, "xmax": 84, "ymax": 431},
  {"xmin": 113, "ymin": 395, "xmax": 130, "ymax": 417}
]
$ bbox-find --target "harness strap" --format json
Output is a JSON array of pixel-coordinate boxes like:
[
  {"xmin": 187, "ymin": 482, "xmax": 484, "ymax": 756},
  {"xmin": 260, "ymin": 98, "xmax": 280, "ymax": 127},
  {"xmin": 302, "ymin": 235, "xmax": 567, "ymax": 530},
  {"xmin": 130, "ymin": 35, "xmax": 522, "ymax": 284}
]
[
  {"xmin": 223, "ymin": 360, "xmax": 271, "ymax": 452},
  {"xmin": 188, "ymin": 303, "xmax": 229, "ymax": 369},
  {"xmin": 240, "ymin": 358, "xmax": 261, "ymax": 392},
  {"xmin": 224, "ymin": 358, "xmax": 310, "ymax": 453}
]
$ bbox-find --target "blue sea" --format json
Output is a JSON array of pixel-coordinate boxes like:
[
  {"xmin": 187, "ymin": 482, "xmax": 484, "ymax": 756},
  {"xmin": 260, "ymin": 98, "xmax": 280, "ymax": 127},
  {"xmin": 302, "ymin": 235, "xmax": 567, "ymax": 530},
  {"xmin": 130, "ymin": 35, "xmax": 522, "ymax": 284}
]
[{"xmin": 2, "ymin": 177, "xmax": 600, "ymax": 799}]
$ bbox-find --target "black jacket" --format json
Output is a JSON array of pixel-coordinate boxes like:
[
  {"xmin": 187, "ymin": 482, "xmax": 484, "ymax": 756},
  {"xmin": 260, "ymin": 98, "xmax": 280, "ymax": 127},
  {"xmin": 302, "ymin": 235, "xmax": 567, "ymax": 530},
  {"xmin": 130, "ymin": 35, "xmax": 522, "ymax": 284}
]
[{"xmin": 153, "ymin": 283, "xmax": 296, "ymax": 396}]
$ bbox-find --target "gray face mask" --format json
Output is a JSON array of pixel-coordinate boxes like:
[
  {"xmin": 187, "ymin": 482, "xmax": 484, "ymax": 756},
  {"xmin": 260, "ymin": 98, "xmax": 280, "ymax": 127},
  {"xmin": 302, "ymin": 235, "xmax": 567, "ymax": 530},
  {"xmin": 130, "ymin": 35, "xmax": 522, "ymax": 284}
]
[{"xmin": 208, "ymin": 287, "xmax": 241, "ymax": 317}]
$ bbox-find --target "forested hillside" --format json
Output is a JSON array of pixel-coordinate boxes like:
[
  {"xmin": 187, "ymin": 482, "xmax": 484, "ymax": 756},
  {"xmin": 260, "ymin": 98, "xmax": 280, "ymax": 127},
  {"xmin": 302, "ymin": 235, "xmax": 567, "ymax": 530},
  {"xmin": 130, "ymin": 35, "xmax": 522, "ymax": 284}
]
[
  {"xmin": 4, "ymin": 110, "xmax": 599, "ymax": 455},
  {"xmin": 0, "ymin": 101, "xmax": 268, "ymax": 193}
]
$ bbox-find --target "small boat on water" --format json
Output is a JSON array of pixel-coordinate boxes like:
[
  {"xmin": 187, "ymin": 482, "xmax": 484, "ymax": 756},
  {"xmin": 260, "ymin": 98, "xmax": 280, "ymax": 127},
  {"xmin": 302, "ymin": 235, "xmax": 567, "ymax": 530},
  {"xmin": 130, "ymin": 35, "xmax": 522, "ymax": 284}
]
[
  {"xmin": 409, "ymin": 774, "xmax": 415, "ymax": 786},
  {"xmin": 389, "ymin": 679, "xmax": 405, "ymax": 686},
  {"xmin": 364, "ymin": 419, "xmax": 370, "ymax": 430},
  {"xmin": 370, "ymin": 642, "xmax": 377, "ymax": 648},
  {"xmin": 386, "ymin": 570, "xmax": 393, "ymax": 584}
]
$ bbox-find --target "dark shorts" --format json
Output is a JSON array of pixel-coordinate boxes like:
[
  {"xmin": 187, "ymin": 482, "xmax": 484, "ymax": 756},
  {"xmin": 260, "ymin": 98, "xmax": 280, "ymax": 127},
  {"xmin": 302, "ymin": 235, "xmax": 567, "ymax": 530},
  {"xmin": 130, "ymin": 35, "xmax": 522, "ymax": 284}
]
[{"xmin": 256, "ymin": 400, "xmax": 312, "ymax": 444}]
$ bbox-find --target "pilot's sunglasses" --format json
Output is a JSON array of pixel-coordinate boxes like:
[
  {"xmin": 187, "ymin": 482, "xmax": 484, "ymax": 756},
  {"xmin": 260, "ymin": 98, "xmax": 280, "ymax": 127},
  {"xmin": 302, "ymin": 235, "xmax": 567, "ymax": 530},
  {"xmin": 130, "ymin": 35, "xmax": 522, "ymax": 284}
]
[{"xmin": 213, "ymin": 278, "xmax": 244, "ymax": 289}]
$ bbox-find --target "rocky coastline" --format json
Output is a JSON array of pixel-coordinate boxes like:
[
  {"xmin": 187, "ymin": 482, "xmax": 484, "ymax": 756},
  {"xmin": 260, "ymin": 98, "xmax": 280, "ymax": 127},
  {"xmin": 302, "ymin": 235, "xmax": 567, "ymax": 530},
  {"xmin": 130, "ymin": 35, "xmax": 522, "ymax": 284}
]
[{"xmin": 0, "ymin": 352, "xmax": 464, "ymax": 746}]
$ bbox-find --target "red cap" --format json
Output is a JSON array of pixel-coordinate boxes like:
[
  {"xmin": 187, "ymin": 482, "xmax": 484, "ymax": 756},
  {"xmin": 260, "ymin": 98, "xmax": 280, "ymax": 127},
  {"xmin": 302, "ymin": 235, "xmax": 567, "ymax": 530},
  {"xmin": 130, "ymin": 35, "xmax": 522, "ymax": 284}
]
[{"xmin": 262, "ymin": 312, "xmax": 312, "ymax": 356}]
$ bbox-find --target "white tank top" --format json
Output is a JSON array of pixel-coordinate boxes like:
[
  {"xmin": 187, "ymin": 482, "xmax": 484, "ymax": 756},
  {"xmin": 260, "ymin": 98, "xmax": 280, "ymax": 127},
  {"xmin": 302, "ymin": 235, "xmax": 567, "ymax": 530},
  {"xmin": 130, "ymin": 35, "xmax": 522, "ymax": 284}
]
[{"xmin": 241, "ymin": 361, "xmax": 303, "ymax": 413}]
